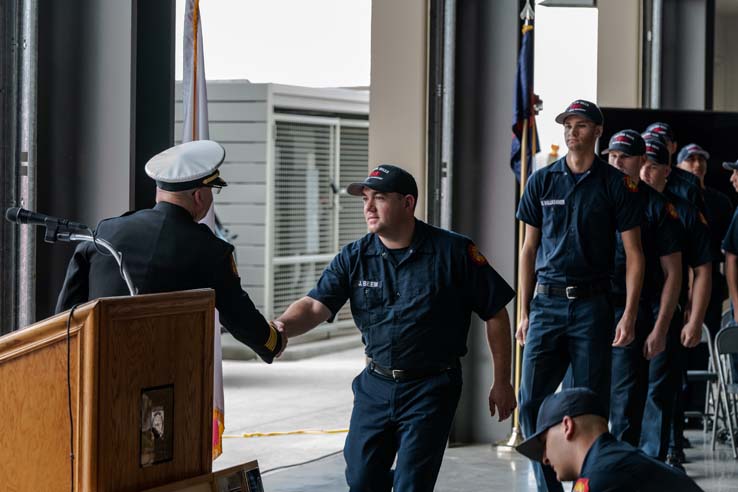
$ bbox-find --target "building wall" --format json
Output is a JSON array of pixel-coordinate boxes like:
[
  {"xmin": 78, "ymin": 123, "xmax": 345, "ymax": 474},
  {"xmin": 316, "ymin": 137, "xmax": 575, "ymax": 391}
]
[
  {"xmin": 369, "ymin": 0, "xmax": 428, "ymax": 220},
  {"xmin": 714, "ymin": 11, "xmax": 738, "ymax": 111},
  {"xmin": 597, "ymin": 0, "xmax": 642, "ymax": 108}
]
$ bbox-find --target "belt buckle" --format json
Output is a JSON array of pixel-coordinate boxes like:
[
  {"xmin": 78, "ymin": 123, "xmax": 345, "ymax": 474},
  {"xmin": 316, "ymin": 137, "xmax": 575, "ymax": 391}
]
[
  {"xmin": 391, "ymin": 369, "xmax": 403, "ymax": 381},
  {"xmin": 565, "ymin": 286, "xmax": 577, "ymax": 300}
]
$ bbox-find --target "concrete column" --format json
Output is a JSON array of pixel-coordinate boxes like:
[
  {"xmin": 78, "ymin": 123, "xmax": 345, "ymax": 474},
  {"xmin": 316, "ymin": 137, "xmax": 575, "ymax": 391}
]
[{"xmin": 369, "ymin": 0, "xmax": 428, "ymax": 220}]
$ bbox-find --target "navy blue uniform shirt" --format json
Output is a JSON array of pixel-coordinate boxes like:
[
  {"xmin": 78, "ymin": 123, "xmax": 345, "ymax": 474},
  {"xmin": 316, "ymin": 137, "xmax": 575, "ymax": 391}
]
[
  {"xmin": 516, "ymin": 156, "xmax": 643, "ymax": 286},
  {"xmin": 704, "ymin": 187, "xmax": 733, "ymax": 301},
  {"xmin": 666, "ymin": 190, "xmax": 714, "ymax": 305},
  {"xmin": 575, "ymin": 433, "xmax": 704, "ymax": 491},
  {"xmin": 722, "ymin": 207, "xmax": 738, "ymax": 255},
  {"xmin": 307, "ymin": 219, "xmax": 515, "ymax": 370},
  {"xmin": 667, "ymin": 167, "xmax": 705, "ymax": 212},
  {"xmin": 612, "ymin": 184, "xmax": 683, "ymax": 302}
]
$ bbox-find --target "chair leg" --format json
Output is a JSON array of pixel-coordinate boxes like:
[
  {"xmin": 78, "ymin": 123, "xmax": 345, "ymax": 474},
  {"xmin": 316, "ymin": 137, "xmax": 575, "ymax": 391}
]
[
  {"xmin": 712, "ymin": 390, "xmax": 721, "ymax": 451},
  {"xmin": 721, "ymin": 383, "xmax": 738, "ymax": 459}
]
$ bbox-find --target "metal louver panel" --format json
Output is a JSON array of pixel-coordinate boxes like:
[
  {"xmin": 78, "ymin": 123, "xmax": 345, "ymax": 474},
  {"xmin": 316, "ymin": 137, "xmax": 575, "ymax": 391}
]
[
  {"xmin": 271, "ymin": 117, "xmax": 369, "ymax": 324},
  {"xmin": 338, "ymin": 125, "xmax": 369, "ymax": 247},
  {"xmin": 274, "ymin": 122, "xmax": 335, "ymax": 257}
]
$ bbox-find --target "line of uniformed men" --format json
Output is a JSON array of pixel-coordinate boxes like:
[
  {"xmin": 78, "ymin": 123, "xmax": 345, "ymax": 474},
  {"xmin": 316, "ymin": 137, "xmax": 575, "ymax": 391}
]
[{"xmin": 516, "ymin": 99, "xmax": 738, "ymax": 492}]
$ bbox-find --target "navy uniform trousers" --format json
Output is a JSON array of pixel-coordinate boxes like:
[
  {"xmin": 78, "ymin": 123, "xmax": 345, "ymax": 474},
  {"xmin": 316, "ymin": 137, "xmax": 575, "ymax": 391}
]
[
  {"xmin": 610, "ymin": 303, "xmax": 651, "ymax": 445},
  {"xmin": 640, "ymin": 304, "xmax": 684, "ymax": 459},
  {"xmin": 519, "ymin": 292, "xmax": 614, "ymax": 492},
  {"xmin": 344, "ymin": 366, "xmax": 462, "ymax": 492}
]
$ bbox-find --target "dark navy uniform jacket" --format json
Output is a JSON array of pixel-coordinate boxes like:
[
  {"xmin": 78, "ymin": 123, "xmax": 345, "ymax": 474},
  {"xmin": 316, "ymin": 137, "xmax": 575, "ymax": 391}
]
[
  {"xmin": 574, "ymin": 433, "xmax": 704, "ymax": 492},
  {"xmin": 666, "ymin": 191, "xmax": 714, "ymax": 305},
  {"xmin": 667, "ymin": 167, "xmax": 705, "ymax": 212},
  {"xmin": 307, "ymin": 219, "xmax": 515, "ymax": 370},
  {"xmin": 704, "ymin": 187, "xmax": 734, "ymax": 302},
  {"xmin": 516, "ymin": 156, "xmax": 643, "ymax": 286},
  {"xmin": 55, "ymin": 201, "xmax": 282, "ymax": 363},
  {"xmin": 722, "ymin": 207, "xmax": 738, "ymax": 256},
  {"xmin": 612, "ymin": 184, "xmax": 683, "ymax": 303}
]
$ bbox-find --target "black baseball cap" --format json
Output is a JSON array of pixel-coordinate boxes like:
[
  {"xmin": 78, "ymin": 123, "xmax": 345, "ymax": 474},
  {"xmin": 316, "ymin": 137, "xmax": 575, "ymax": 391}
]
[
  {"xmin": 677, "ymin": 143, "xmax": 710, "ymax": 164},
  {"xmin": 643, "ymin": 137, "xmax": 670, "ymax": 166},
  {"xmin": 516, "ymin": 388, "xmax": 607, "ymax": 462},
  {"xmin": 722, "ymin": 160, "xmax": 738, "ymax": 171},
  {"xmin": 645, "ymin": 122, "xmax": 675, "ymax": 144},
  {"xmin": 555, "ymin": 99, "xmax": 604, "ymax": 126},
  {"xmin": 602, "ymin": 129, "xmax": 645, "ymax": 156},
  {"xmin": 347, "ymin": 165, "xmax": 418, "ymax": 199}
]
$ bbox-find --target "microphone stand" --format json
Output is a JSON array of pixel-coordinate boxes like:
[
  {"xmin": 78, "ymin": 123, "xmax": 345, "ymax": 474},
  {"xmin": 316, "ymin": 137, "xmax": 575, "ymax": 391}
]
[{"xmin": 47, "ymin": 224, "xmax": 137, "ymax": 296}]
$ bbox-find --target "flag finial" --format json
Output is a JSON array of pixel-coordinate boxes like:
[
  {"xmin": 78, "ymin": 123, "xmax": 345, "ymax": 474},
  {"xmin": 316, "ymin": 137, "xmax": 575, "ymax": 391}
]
[{"xmin": 520, "ymin": 0, "xmax": 535, "ymax": 22}]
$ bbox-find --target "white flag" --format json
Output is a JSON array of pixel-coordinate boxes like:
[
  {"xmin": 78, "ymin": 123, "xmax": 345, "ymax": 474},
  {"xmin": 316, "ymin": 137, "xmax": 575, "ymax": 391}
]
[{"xmin": 182, "ymin": 0, "xmax": 224, "ymax": 461}]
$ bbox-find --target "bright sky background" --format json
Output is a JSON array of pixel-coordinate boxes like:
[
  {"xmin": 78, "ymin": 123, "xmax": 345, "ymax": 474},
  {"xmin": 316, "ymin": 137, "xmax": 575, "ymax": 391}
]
[
  {"xmin": 533, "ymin": 1, "xmax": 598, "ymax": 169},
  {"xmin": 175, "ymin": 0, "xmax": 372, "ymax": 87}
]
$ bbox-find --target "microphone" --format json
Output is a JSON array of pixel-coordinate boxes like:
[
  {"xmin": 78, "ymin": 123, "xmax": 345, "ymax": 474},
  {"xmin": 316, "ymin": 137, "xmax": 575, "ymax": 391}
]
[{"xmin": 5, "ymin": 207, "xmax": 88, "ymax": 231}]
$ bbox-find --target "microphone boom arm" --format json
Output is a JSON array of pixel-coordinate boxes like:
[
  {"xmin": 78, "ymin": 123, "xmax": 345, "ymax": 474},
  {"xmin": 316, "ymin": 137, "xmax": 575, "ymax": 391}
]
[{"xmin": 66, "ymin": 233, "xmax": 137, "ymax": 296}]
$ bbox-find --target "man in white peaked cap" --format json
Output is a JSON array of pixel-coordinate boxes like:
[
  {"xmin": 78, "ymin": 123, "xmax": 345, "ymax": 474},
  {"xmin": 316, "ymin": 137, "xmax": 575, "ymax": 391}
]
[{"xmin": 56, "ymin": 140, "xmax": 284, "ymax": 363}]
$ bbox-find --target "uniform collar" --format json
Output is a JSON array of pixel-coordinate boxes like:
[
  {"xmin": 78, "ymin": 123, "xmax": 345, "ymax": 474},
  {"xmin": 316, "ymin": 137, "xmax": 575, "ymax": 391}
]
[
  {"xmin": 365, "ymin": 219, "xmax": 433, "ymax": 257},
  {"xmin": 580, "ymin": 432, "xmax": 616, "ymax": 476},
  {"xmin": 154, "ymin": 201, "xmax": 196, "ymax": 221},
  {"xmin": 550, "ymin": 154, "xmax": 605, "ymax": 176}
]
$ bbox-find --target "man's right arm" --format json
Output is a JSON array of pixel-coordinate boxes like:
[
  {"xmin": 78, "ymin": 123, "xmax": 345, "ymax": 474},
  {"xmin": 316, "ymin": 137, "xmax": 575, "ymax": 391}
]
[
  {"xmin": 517, "ymin": 225, "xmax": 541, "ymax": 346},
  {"xmin": 277, "ymin": 296, "xmax": 332, "ymax": 338}
]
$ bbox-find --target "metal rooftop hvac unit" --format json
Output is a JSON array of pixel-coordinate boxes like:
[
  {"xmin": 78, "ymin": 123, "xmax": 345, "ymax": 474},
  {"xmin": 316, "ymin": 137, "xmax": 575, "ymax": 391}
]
[{"xmin": 176, "ymin": 82, "xmax": 370, "ymax": 341}]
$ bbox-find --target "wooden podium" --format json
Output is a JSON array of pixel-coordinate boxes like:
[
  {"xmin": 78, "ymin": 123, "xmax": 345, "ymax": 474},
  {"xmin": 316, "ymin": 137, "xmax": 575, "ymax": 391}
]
[{"xmin": 0, "ymin": 290, "xmax": 216, "ymax": 492}]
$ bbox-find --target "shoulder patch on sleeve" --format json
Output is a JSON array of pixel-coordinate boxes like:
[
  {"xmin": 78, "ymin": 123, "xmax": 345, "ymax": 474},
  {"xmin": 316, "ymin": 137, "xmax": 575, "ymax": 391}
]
[
  {"xmin": 573, "ymin": 478, "xmax": 590, "ymax": 492},
  {"xmin": 229, "ymin": 254, "xmax": 239, "ymax": 277},
  {"xmin": 623, "ymin": 175, "xmax": 639, "ymax": 193},
  {"xmin": 468, "ymin": 243, "xmax": 489, "ymax": 267},
  {"xmin": 665, "ymin": 202, "xmax": 679, "ymax": 220}
]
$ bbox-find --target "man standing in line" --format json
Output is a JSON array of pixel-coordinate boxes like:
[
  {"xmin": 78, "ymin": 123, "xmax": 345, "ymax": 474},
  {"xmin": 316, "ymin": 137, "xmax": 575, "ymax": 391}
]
[
  {"xmin": 639, "ymin": 138, "xmax": 713, "ymax": 465},
  {"xmin": 644, "ymin": 122, "xmax": 705, "ymax": 212},
  {"xmin": 671, "ymin": 143, "xmax": 733, "ymax": 464},
  {"xmin": 275, "ymin": 165, "xmax": 517, "ymax": 492},
  {"xmin": 604, "ymin": 130, "xmax": 683, "ymax": 447},
  {"xmin": 516, "ymin": 100, "xmax": 645, "ymax": 492}
]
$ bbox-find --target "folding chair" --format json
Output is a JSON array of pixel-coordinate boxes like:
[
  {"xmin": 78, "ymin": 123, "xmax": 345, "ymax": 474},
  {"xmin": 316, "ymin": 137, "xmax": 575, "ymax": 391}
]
[
  {"xmin": 685, "ymin": 324, "xmax": 719, "ymax": 436},
  {"xmin": 711, "ymin": 325, "xmax": 738, "ymax": 458}
]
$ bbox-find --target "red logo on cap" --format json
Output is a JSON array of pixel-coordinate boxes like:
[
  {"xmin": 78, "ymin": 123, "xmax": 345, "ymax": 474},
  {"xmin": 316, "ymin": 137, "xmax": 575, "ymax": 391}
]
[
  {"xmin": 614, "ymin": 135, "xmax": 632, "ymax": 143},
  {"xmin": 569, "ymin": 103, "xmax": 586, "ymax": 111},
  {"xmin": 370, "ymin": 170, "xmax": 382, "ymax": 177}
]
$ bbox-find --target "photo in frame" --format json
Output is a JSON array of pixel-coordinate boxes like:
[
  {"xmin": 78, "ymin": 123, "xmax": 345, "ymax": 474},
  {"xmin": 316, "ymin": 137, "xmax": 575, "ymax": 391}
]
[{"xmin": 140, "ymin": 384, "xmax": 175, "ymax": 467}]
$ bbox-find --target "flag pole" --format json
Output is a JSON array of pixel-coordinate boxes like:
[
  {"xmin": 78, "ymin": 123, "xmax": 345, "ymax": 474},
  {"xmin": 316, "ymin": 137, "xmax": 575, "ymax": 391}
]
[{"xmin": 497, "ymin": 0, "xmax": 534, "ymax": 450}]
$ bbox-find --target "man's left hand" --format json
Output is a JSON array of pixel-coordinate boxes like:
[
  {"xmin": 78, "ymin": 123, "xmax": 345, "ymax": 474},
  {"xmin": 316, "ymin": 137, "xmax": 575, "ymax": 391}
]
[{"xmin": 489, "ymin": 382, "xmax": 516, "ymax": 422}]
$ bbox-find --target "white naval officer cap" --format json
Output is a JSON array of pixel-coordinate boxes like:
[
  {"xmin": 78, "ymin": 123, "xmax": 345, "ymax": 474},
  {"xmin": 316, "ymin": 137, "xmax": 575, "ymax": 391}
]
[{"xmin": 145, "ymin": 140, "xmax": 228, "ymax": 192}]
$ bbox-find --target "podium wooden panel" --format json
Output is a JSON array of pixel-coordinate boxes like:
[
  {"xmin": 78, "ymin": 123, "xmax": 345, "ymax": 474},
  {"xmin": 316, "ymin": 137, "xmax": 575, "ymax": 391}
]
[{"xmin": 0, "ymin": 289, "xmax": 216, "ymax": 492}]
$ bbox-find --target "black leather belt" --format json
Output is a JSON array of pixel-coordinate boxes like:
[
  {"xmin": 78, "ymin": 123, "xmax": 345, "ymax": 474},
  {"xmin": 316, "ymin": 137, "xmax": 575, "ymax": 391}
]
[
  {"xmin": 368, "ymin": 361, "xmax": 454, "ymax": 382},
  {"xmin": 536, "ymin": 283, "xmax": 609, "ymax": 300}
]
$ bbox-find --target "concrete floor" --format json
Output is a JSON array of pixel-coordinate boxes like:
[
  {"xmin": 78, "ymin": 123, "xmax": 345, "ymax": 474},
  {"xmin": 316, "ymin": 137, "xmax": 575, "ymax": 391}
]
[{"xmin": 214, "ymin": 346, "xmax": 738, "ymax": 491}]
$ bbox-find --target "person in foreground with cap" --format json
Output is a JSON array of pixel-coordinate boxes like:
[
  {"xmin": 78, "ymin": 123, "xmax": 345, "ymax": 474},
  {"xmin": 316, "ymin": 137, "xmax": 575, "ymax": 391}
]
[
  {"xmin": 275, "ymin": 164, "xmax": 516, "ymax": 492},
  {"xmin": 516, "ymin": 388, "xmax": 704, "ymax": 492},
  {"xmin": 516, "ymin": 100, "xmax": 645, "ymax": 492},
  {"xmin": 602, "ymin": 130, "xmax": 683, "ymax": 449},
  {"xmin": 638, "ymin": 137, "xmax": 713, "ymax": 464},
  {"xmin": 671, "ymin": 143, "xmax": 733, "ymax": 466},
  {"xmin": 55, "ymin": 140, "xmax": 285, "ymax": 363}
]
